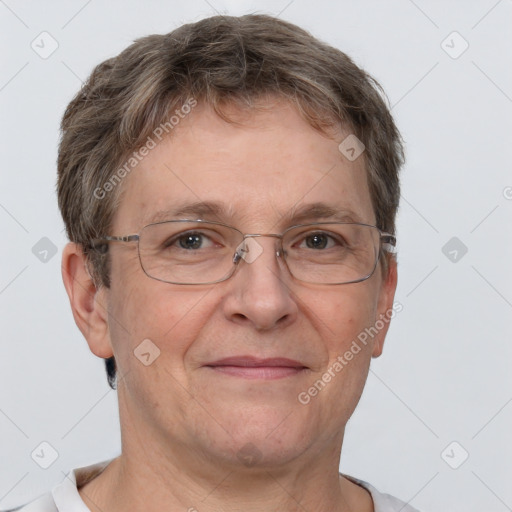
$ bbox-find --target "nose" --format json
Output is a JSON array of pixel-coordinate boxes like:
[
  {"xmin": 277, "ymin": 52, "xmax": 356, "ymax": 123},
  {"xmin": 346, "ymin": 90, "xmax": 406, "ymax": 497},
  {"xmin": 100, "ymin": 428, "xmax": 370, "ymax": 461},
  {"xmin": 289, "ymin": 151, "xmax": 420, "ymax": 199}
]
[{"xmin": 221, "ymin": 236, "xmax": 298, "ymax": 331}]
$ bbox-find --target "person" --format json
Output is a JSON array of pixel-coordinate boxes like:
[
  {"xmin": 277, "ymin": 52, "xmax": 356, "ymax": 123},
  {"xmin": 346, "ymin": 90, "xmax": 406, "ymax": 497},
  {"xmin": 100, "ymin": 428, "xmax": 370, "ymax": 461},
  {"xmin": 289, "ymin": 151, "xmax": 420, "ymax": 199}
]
[{"xmin": 8, "ymin": 13, "xmax": 418, "ymax": 512}]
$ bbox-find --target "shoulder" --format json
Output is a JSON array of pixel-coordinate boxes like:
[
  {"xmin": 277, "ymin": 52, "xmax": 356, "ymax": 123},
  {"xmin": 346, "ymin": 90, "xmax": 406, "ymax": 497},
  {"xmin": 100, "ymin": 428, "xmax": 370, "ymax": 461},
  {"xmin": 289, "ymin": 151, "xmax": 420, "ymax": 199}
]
[
  {"xmin": 1, "ymin": 492, "xmax": 58, "ymax": 512},
  {"xmin": 342, "ymin": 473, "xmax": 421, "ymax": 512},
  {"xmin": 3, "ymin": 458, "xmax": 113, "ymax": 512}
]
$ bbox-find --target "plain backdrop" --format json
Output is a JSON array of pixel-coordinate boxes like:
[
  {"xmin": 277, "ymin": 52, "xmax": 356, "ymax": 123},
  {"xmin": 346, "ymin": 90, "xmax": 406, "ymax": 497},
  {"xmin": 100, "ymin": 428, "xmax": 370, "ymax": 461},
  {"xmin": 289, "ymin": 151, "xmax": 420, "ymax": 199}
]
[{"xmin": 1, "ymin": 1, "xmax": 511, "ymax": 511}]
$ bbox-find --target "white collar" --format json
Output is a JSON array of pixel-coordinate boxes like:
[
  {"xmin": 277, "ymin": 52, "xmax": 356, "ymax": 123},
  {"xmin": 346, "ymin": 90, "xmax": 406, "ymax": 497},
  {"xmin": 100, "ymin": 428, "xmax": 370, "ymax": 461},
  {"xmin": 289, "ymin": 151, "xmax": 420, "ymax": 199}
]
[{"xmin": 50, "ymin": 459, "xmax": 418, "ymax": 512}]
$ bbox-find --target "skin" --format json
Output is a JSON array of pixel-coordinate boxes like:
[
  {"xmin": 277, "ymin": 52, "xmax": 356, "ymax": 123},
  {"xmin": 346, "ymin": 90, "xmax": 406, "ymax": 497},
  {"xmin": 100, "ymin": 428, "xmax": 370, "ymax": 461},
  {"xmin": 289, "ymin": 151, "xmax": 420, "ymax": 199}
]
[{"xmin": 62, "ymin": 98, "xmax": 397, "ymax": 512}]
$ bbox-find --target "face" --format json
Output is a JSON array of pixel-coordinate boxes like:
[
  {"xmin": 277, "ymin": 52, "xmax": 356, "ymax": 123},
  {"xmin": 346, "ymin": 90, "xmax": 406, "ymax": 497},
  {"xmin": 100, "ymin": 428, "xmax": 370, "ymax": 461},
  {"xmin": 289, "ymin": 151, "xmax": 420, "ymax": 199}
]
[{"xmin": 98, "ymin": 99, "xmax": 396, "ymax": 469}]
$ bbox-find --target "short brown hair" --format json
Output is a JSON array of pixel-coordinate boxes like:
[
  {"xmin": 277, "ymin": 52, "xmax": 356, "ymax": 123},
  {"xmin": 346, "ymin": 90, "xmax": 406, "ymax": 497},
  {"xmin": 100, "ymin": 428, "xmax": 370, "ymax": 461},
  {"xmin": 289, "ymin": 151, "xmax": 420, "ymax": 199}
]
[{"xmin": 57, "ymin": 14, "xmax": 405, "ymax": 390}]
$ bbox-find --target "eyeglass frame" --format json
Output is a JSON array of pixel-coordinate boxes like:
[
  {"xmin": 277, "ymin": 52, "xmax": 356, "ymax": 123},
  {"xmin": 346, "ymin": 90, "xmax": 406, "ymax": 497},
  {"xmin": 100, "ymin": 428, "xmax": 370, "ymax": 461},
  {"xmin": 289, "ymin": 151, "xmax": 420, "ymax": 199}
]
[{"xmin": 89, "ymin": 219, "xmax": 397, "ymax": 286}]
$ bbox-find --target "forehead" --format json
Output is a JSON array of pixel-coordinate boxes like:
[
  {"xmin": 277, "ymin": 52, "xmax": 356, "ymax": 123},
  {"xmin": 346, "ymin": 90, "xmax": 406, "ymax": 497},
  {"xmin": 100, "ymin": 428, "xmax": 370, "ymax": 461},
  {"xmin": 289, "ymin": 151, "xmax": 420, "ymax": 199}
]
[{"xmin": 113, "ymin": 100, "xmax": 374, "ymax": 232}]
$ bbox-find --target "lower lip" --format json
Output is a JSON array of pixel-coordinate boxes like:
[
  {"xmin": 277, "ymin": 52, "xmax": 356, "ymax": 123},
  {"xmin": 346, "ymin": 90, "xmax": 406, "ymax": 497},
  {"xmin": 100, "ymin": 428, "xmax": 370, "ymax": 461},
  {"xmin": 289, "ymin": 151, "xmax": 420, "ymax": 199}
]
[{"xmin": 207, "ymin": 365, "xmax": 307, "ymax": 380}]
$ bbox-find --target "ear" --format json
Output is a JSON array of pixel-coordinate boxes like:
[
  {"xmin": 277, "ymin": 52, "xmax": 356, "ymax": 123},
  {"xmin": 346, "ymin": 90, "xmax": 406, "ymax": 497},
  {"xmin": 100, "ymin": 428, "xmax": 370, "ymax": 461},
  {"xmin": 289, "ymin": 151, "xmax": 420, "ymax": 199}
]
[
  {"xmin": 371, "ymin": 256, "xmax": 398, "ymax": 358},
  {"xmin": 61, "ymin": 242, "xmax": 113, "ymax": 358}
]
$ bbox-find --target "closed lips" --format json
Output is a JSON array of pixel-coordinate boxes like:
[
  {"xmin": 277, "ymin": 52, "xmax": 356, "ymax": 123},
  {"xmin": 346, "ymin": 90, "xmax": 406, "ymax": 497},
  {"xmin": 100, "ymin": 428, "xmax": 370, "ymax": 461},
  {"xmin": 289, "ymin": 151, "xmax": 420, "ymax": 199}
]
[
  {"xmin": 205, "ymin": 356, "xmax": 307, "ymax": 368},
  {"xmin": 204, "ymin": 356, "xmax": 309, "ymax": 380}
]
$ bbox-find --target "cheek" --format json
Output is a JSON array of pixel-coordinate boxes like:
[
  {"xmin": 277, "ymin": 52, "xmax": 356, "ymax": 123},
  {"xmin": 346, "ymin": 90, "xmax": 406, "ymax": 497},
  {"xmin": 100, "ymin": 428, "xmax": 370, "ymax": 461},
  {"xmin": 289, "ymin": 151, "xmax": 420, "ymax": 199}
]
[
  {"xmin": 301, "ymin": 285, "xmax": 379, "ymax": 350},
  {"xmin": 297, "ymin": 291, "xmax": 378, "ymax": 428},
  {"xmin": 108, "ymin": 278, "xmax": 216, "ymax": 371}
]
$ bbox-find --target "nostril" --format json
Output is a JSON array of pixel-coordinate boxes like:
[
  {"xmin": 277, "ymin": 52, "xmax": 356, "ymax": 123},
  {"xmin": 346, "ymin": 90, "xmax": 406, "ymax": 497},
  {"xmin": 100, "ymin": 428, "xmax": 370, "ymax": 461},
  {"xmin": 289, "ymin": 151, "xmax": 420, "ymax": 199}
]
[{"xmin": 233, "ymin": 313, "xmax": 247, "ymax": 321}]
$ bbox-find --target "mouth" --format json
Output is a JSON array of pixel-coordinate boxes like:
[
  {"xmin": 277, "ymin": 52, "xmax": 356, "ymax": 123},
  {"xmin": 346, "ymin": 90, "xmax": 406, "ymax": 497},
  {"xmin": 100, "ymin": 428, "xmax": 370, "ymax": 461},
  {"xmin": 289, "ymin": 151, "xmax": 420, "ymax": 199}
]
[{"xmin": 204, "ymin": 356, "xmax": 309, "ymax": 380}]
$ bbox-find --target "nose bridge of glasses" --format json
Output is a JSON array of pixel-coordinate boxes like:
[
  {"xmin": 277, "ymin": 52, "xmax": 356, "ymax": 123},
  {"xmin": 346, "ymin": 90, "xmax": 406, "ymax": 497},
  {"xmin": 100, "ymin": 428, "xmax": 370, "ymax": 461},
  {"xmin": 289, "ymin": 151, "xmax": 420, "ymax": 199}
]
[
  {"xmin": 243, "ymin": 233, "xmax": 282, "ymax": 239},
  {"xmin": 233, "ymin": 233, "xmax": 284, "ymax": 265}
]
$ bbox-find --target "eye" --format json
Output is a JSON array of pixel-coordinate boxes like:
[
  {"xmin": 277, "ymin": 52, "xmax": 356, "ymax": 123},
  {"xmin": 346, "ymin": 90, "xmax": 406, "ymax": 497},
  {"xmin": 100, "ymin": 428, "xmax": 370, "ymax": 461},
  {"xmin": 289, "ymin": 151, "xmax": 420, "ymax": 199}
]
[
  {"xmin": 300, "ymin": 232, "xmax": 340, "ymax": 250},
  {"xmin": 304, "ymin": 233, "xmax": 329, "ymax": 249},
  {"xmin": 178, "ymin": 233, "xmax": 204, "ymax": 249},
  {"xmin": 166, "ymin": 231, "xmax": 217, "ymax": 250}
]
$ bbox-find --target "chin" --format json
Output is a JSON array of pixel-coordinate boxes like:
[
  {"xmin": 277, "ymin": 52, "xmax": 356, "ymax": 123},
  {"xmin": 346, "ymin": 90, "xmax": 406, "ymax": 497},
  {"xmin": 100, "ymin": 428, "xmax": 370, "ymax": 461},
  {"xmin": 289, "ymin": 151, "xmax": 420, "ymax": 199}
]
[
  {"xmin": 223, "ymin": 436, "xmax": 310, "ymax": 471},
  {"xmin": 205, "ymin": 408, "xmax": 315, "ymax": 469}
]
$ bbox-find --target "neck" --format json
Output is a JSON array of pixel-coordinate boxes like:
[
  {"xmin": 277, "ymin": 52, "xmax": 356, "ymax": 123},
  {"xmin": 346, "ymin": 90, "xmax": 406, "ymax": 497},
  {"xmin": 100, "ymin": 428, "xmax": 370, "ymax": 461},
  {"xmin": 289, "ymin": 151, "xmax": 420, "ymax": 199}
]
[
  {"xmin": 78, "ymin": 387, "xmax": 373, "ymax": 512},
  {"xmin": 78, "ymin": 441, "xmax": 373, "ymax": 512}
]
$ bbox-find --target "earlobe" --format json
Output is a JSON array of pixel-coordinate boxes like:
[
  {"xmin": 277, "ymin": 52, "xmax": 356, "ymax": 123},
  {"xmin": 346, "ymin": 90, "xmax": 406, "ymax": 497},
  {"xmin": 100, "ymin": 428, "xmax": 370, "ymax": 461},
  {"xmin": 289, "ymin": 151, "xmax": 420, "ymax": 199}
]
[
  {"xmin": 61, "ymin": 242, "xmax": 113, "ymax": 358},
  {"xmin": 371, "ymin": 256, "xmax": 398, "ymax": 358}
]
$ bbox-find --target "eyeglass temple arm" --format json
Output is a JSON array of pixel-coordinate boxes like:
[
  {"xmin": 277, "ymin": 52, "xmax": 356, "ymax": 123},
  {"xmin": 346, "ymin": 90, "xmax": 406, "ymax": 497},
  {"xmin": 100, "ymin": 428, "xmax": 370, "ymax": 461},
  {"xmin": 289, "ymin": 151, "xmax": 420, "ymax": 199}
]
[
  {"xmin": 89, "ymin": 234, "xmax": 140, "ymax": 253},
  {"xmin": 380, "ymin": 232, "xmax": 397, "ymax": 252}
]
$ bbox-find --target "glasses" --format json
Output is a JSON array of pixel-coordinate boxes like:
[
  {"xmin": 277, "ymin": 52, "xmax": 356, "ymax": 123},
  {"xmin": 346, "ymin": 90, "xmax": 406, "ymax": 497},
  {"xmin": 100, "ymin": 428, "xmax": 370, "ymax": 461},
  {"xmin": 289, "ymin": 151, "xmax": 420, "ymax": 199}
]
[{"xmin": 90, "ymin": 220, "xmax": 396, "ymax": 285}]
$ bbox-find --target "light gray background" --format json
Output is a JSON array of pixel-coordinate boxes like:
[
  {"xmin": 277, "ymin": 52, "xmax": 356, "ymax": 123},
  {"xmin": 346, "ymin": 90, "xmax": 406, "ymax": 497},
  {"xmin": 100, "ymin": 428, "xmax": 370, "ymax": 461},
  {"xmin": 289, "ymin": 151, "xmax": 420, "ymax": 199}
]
[{"xmin": 1, "ymin": 1, "xmax": 511, "ymax": 511}]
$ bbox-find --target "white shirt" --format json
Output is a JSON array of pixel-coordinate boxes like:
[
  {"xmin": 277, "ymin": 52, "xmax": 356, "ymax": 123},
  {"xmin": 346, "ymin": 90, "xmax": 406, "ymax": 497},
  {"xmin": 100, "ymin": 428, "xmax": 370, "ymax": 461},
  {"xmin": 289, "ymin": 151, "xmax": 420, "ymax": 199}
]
[{"xmin": 6, "ymin": 459, "xmax": 420, "ymax": 512}]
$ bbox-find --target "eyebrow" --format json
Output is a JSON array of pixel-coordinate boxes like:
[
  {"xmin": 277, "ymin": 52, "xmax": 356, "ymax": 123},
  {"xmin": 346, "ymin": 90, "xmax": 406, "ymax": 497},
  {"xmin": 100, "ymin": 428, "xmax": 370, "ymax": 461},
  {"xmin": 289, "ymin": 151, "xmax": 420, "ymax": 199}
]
[
  {"xmin": 143, "ymin": 201, "xmax": 362, "ymax": 226},
  {"xmin": 144, "ymin": 201, "xmax": 233, "ymax": 225}
]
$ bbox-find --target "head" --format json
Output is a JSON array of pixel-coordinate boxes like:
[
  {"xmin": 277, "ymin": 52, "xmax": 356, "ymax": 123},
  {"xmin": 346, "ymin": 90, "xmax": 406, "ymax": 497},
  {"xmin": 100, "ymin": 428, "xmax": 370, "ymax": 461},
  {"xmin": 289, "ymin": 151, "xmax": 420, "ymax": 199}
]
[{"xmin": 59, "ymin": 14, "xmax": 404, "ymax": 470}]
